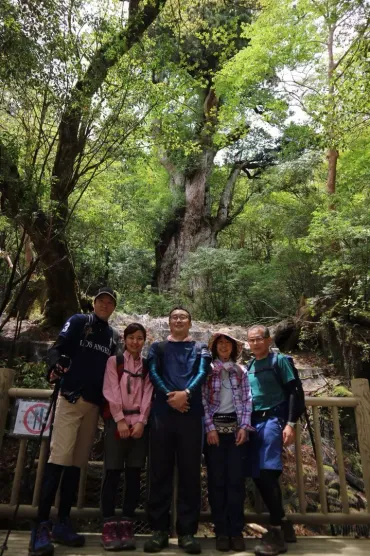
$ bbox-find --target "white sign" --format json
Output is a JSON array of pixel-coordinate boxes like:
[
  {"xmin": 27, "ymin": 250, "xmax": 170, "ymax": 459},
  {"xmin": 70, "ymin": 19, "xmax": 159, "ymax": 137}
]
[{"xmin": 13, "ymin": 400, "xmax": 52, "ymax": 437}]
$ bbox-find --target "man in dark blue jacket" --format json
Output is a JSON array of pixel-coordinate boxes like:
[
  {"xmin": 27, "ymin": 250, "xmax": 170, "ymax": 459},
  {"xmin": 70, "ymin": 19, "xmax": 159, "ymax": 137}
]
[
  {"xmin": 29, "ymin": 288, "xmax": 117, "ymax": 556},
  {"xmin": 144, "ymin": 307, "xmax": 211, "ymax": 555}
]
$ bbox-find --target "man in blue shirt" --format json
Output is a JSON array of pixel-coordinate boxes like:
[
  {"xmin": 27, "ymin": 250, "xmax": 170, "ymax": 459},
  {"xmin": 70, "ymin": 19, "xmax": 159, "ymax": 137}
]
[
  {"xmin": 144, "ymin": 307, "xmax": 211, "ymax": 555},
  {"xmin": 29, "ymin": 288, "xmax": 117, "ymax": 556}
]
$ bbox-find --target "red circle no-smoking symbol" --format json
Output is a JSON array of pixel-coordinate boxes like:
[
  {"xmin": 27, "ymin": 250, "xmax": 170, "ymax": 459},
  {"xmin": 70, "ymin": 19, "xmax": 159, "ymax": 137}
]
[{"xmin": 23, "ymin": 403, "xmax": 50, "ymax": 434}]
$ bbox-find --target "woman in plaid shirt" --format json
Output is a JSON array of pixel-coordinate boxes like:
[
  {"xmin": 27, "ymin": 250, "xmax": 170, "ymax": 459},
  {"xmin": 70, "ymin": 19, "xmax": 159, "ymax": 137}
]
[{"xmin": 202, "ymin": 331, "xmax": 253, "ymax": 553}]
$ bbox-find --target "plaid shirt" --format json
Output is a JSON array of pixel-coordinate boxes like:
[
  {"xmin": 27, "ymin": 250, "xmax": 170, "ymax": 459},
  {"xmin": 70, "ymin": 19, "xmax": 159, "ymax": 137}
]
[{"xmin": 202, "ymin": 360, "xmax": 254, "ymax": 433}]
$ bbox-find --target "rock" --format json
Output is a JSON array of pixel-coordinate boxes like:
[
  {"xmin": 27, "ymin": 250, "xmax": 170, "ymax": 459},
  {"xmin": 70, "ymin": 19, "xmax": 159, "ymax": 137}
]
[
  {"xmin": 272, "ymin": 318, "xmax": 300, "ymax": 351},
  {"xmin": 328, "ymin": 488, "xmax": 339, "ymax": 499},
  {"xmin": 327, "ymin": 479, "xmax": 340, "ymax": 490}
]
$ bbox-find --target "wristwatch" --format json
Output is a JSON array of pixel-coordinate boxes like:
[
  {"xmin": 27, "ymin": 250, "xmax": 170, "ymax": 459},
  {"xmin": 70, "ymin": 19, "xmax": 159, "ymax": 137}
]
[
  {"xmin": 287, "ymin": 421, "xmax": 296, "ymax": 428},
  {"xmin": 185, "ymin": 388, "xmax": 192, "ymax": 399}
]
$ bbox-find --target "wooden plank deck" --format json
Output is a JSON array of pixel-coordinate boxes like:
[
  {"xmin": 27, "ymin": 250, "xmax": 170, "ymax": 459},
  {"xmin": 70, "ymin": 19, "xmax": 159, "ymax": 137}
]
[{"xmin": 2, "ymin": 533, "xmax": 370, "ymax": 556}]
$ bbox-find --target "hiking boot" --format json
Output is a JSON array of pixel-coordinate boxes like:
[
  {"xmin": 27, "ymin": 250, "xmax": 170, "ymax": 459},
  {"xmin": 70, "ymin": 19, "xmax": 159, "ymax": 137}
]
[
  {"xmin": 281, "ymin": 520, "xmax": 297, "ymax": 543},
  {"xmin": 178, "ymin": 534, "xmax": 201, "ymax": 554},
  {"xmin": 51, "ymin": 518, "xmax": 85, "ymax": 547},
  {"xmin": 118, "ymin": 519, "xmax": 136, "ymax": 550},
  {"xmin": 215, "ymin": 536, "xmax": 230, "ymax": 552},
  {"xmin": 254, "ymin": 529, "xmax": 287, "ymax": 556},
  {"xmin": 230, "ymin": 536, "xmax": 245, "ymax": 552},
  {"xmin": 144, "ymin": 531, "xmax": 169, "ymax": 553},
  {"xmin": 101, "ymin": 519, "xmax": 122, "ymax": 551},
  {"xmin": 29, "ymin": 521, "xmax": 54, "ymax": 556}
]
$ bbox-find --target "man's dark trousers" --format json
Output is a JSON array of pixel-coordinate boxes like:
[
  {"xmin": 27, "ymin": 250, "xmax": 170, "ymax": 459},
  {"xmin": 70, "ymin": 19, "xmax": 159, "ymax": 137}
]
[{"xmin": 148, "ymin": 412, "xmax": 203, "ymax": 535}]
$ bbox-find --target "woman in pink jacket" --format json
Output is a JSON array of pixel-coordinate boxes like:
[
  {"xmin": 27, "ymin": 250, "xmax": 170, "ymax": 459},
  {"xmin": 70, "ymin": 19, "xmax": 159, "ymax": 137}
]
[{"xmin": 100, "ymin": 323, "xmax": 153, "ymax": 551}]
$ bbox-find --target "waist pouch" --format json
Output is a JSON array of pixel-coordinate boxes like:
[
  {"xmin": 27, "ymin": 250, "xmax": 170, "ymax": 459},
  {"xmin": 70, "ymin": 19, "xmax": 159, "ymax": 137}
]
[
  {"xmin": 61, "ymin": 389, "xmax": 82, "ymax": 404},
  {"xmin": 252, "ymin": 402, "xmax": 288, "ymax": 422},
  {"xmin": 213, "ymin": 412, "xmax": 237, "ymax": 434},
  {"xmin": 112, "ymin": 410, "xmax": 141, "ymax": 440},
  {"xmin": 123, "ymin": 409, "xmax": 140, "ymax": 416}
]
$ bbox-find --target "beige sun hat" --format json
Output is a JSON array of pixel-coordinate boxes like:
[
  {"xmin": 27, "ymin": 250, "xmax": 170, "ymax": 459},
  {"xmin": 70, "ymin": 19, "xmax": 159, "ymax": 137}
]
[{"xmin": 208, "ymin": 329, "xmax": 245, "ymax": 358}]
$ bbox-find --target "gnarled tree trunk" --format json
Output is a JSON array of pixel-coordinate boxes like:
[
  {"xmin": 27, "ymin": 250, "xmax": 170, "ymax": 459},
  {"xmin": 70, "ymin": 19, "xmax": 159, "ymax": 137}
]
[
  {"xmin": 30, "ymin": 211, "xmax": 79, "ymax": 324},
  {"xmin": 154, "ymin": 157, "xmax": 217, "ymax": 290},
  {"xmin": 153, "ymin": 127, "xmax": 264, "ymax": 290}
]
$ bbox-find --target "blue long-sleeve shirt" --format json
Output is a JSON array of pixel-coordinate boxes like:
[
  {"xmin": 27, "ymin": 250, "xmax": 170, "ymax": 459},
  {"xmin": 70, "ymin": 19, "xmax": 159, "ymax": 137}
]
[{"xmin": 147, "ymin": 340, "xmax": 211, "ymax": 416}]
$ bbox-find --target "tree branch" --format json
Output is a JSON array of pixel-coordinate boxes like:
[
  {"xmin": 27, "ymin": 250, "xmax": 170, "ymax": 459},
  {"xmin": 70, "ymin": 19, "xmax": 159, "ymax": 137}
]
[
  {"xmin": 222, "ymin": 123, "xmax": 251, "ymax": 147},
  {"xmin": 215, "ymin": 164, "xmax": 241, "ymax": 226},
  {"xmin": 51, "ymin": 0, "xmax": 168, "ymax": 202}
]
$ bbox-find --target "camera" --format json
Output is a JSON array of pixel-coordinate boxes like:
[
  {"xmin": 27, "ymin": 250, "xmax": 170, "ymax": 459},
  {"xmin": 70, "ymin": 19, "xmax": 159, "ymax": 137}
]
[
  {"xmin": 62, "ymin": 389, "xmax": 82, "ymax": 404},
  {"xmin": 53, "ymin": 354, "xmax": 71, "ymax": 378}
]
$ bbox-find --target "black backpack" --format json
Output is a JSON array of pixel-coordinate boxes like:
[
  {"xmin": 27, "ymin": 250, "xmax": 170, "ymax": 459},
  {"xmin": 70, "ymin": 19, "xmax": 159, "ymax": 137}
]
[{"xmin": 248, "ymin": 352, "xmax": 306, "ymax": 422}]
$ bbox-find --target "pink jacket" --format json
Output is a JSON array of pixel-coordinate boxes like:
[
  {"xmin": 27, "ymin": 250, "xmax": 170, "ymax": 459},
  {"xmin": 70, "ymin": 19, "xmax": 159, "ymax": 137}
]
[{"xmin": 103, "ymin": 351, "xmax": 153, "ymax": 426}]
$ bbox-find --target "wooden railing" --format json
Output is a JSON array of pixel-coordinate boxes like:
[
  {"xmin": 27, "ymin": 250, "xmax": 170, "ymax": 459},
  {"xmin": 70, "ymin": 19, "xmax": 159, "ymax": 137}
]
[{"xmin": 1, "ymin": 369, "xmax": 370, "ymax": 527}]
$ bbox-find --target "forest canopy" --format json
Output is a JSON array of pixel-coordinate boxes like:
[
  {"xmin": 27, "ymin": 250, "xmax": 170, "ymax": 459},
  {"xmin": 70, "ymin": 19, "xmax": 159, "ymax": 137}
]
[{"xmin": 1, "ymin": 0, "xmax": 370, "ymax": 331}]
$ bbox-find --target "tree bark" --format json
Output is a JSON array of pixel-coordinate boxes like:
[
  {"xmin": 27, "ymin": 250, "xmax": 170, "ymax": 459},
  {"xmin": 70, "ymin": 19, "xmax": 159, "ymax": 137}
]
[
  {"xmin": 153, "ymin": 135, "xmax": 269, "ymax": 289},
  {"xmin": 30, "ymin": 211, "xmax": 79, "ymax": 325},
  {"xmin": 326, "ymin": 147, "xmax": 339, "ymax": 195},
  {"xmin": 153, "ymin": 85, "xmax": 221, "ymax": 290},
  {"xmin": 153, "ymin": 153, "xmax": 217, "ymax": 290}
]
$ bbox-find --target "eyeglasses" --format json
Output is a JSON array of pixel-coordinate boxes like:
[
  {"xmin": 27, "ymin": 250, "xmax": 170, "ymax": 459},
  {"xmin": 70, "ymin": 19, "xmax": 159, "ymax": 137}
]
[
  {"xmin": 170, "ymin": 315, "xmax": 189, "ymax": 321},
  {"xmin": 248, "ymin": 337, "xmax": 266, "ymax": 344}
]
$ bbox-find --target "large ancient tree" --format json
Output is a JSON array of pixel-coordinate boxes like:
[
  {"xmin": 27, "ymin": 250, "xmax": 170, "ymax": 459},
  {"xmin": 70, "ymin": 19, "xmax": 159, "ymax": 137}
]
[{"xmin": 149, "ymin": 0, "xmax": 280, "ymax": 290}]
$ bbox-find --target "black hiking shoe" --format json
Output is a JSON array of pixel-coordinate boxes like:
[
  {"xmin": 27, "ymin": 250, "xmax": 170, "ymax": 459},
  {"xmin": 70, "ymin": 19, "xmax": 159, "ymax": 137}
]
[
  {"xmin": 230, "ymin": 536, "xmax": 245, "ymax": 552},
  {"xmin": 216, "ymin": 536, "xmax": 230, "ymax": 552},
  {"xmin": 51, "ymin": 517, "xmax": 85, "ymax": 547},
  {"xmin": 281, "ymin": 520, "xmax": 297, "ymax": 543},
  {"xmin": 178, "ymin": 534, "xmax": 202, "ymax": 554},
  {"xmin": 144, "ymin": 531, "xmax": 169, "ymax": 553},
  {"xmin": 254, "ymin": 528, "xmax": 287, "ymax": 556},
  {"xmin": 29, "ymin": 521, "xmax": 54, "ymax": 556}
]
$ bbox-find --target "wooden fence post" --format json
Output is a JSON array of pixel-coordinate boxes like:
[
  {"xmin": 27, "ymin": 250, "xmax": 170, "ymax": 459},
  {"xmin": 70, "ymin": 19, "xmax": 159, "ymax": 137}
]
[
  {"xmin": 0, "ymin": 368, "xmax": 15, "ymax": 451},
  {"xmin": 352, "ymin": 378, "xmax": 370, "ymax": 511}
]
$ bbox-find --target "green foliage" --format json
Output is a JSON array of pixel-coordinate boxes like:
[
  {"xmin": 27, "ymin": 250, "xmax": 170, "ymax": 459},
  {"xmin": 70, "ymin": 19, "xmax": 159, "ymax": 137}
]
[
  {"xmin": 179, "ymin": 247, "xmax": 299, "ymax": 324},
  {"xmin": 12, "ymin": 358, "xmax": 49, "ymax": 389},
  {"xmin": 332, "ymin": 385, "xmax": 352, "ymax": 398},
  {"xmin": 123, "ymin": 288, "xmax": 179, "ymax": 318},
  {"xmin": 218, "ymin": 0, "xmax": 370, "ymax": 152},
  {"xmin": 301, "ymin": 191, "xmax": 370, "ymax": 318},
  {"xmin": 180, "ymin": 248, "xmax": 241, "ymax": 323},
  {"xmin": 68, "ymin": 154, "xmax": 173, "ymax": 300},
  {"xmin": 346, "ymin": 452, "xmax": 363, "ymax": 478}
]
